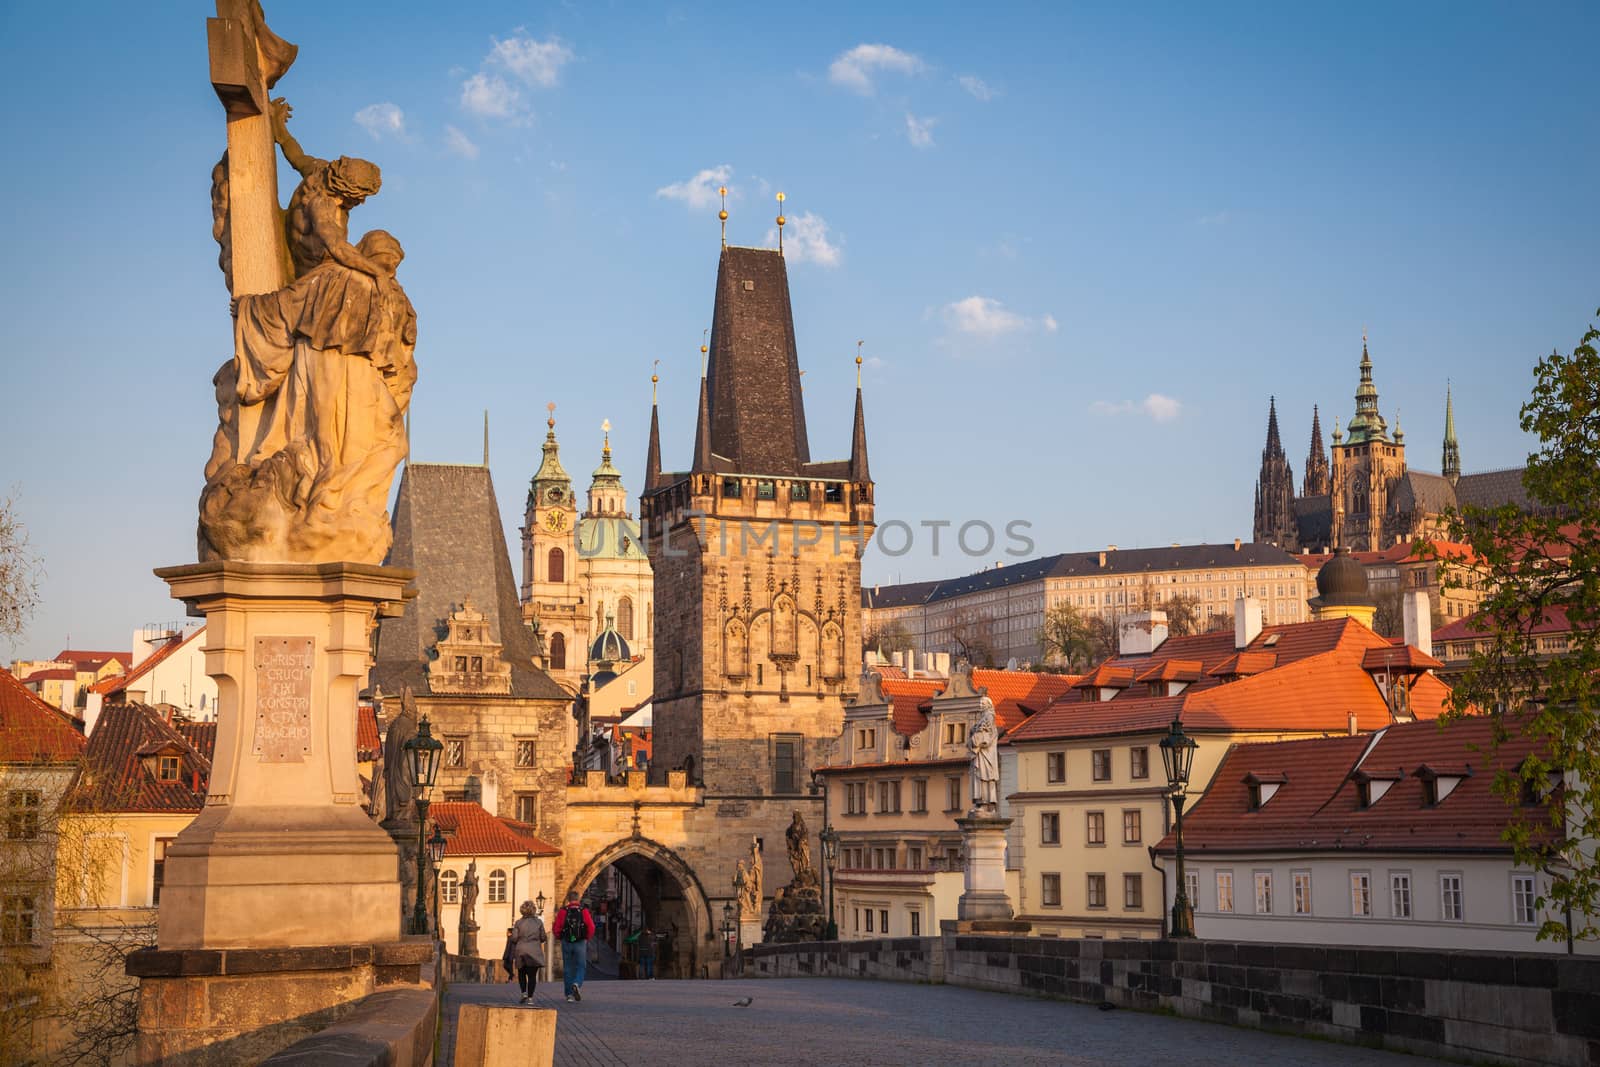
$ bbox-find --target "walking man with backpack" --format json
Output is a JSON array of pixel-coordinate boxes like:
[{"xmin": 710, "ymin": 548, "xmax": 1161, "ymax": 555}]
[{"xmin": 551, "ymin": 890, "xmax": 595, "ymax": 1003}]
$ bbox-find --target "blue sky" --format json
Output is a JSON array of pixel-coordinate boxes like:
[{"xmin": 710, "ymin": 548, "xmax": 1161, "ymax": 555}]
[{"xmin": 2, "ymin": 2, "xmax": 1596, "ymax": 660}]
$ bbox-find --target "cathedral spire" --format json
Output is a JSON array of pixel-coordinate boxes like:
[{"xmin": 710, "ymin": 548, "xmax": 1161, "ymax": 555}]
[
  {"xmin": 1265, "ymin": 395, "xmax": 1284, "ymax": 457},
  {"xmin": 1303, "ymin": 404, "xmax": 1330, "ymax": 496},
  {"xmin": 1442, "ymin": 382, "xmax": 1461, "ymax": 484},
  {"xmin": 1346, "ymin": 332, "xmax": 1390, "ymax": 444},
  {"xmin": 645, "ymin": 370, "xmax": 662, "ymax": 491},
  {"xmin": 1252, "ymin": 396, "xmax": 1295, "ymax": 548},
  {"xmin": 850, "ymin": 350, "xmax": 870, "ymax": 484},
  {"xmin": 692, "ymin": 340, "xmax": 713, "ymax": 473}
]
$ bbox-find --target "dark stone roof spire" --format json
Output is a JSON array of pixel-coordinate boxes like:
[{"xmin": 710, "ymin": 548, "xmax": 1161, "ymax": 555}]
[
  {"xmin": 1442, "ymin": 382, "xmax": 1461, "ymax": 484},
  {"xmin": 704, "ymin": 246, "xmax": 810, "ymax": 474},
  {"xmin": 645, "ymin": 375, "xmax": 662, "ymax": 491},
  {"xmin": 850, "ymin": 356, "xmax": 870, "ymax": 484},
  {"xmin": 1265, "ymin": 395, "xmax": 1284, "ymax": 456},
  {"xmin": 692, "ymin": 369, "xmax": 713, "ymax": 473},
  {"xmin": 1252, "ymin": 395, "xmax": 1295, "ymax": 548},
  {"xmin": 1303, "ymin": 404, "xmax": 1330, "ymax": 497}
]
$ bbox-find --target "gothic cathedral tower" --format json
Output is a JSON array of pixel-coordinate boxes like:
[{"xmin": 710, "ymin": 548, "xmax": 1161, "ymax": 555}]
[
  {"xmin": 1251, "ymin": 397, "xmax": 1295, "ymax": 548},
  {"xmin": 520, "ymin": 413, "xmax": 584, "ymax": 683},
  {"xmin": 1328, "ymin": 335, "xmax": 1407, "ymax": 551},
  {"xmin": 640, "ymin": 245, "xmax": 875, "ymax": 795}
]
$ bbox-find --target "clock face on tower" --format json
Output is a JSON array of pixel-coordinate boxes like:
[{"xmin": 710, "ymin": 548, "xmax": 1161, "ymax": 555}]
[{"xmin": 544, "ymin": 509, "xmax": 568, "ymax": 532}]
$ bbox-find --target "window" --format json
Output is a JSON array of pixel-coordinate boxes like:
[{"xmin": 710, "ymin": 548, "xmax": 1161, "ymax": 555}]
[
  {"xmin": 908, "ymin": 847, "xmax": 923, "ymax": 870},
  {"xmin": 514, "ymin": 793, "xmax": 538, "ymax": 825},
  {"xmin": 756, "ymin": 480, "xmax": 776, "ymax": 500},
  {"xmin": 911, "ymin": 779, "xmax": 928, "ymax": 813},
  {"xmin": 1042, "ymin": 873, "xmax": 1062, "ymax": 907},
  {"xmin": 1390, "ymin": 872, "xmax": 1413, "ymax": 919},
  {"xmin": 880, "ymin": 909, "xmax": 889, "ymax": 934},
  {"xmin": 1254, "ymin": 871, "xmax": 1273, "ymax": 914},
  {"xmin": 1124, "ymin": 873, "xmax": 1143, "ymax": 910},
  {"xmin": 1121, "ymin": 809, "xmax": 1142, "ymax": 845},
  {"xmin": 439, "ymin": 869, "xmax": 460, "ymax": 904},
  {"xmin": 771, "ymin": 734, "xmax": 802, "ymax": 794},
  {"xmin": 1129, "ymin": 747, "xmax": 1149, "ymax": 780},
  {"xmin": 6, "ymin": 791, "xmax": 40, "ymax": 840},
  {"xmin": 617, "ymin": 597, "xmax": 634, "ymax": 641},
  {"xmin": 1092, "ymin": 750, "xmax": 1111, "ymax": 781},
  {"xmin": 514, "ymin": 739, "xmax": 537, "ymax": 768},
  {"xmin": 1185, "ymin": 870, "xmax": 1199, "ymax": 910},
  {"xmin": 488, "ymin": 869, "xmax": 507, "ymax": 904},
  {"xmin": 945, "ymin": 776, "xmax": 962, "ymax": 812},
  {"xmin": 548, "ymin": 546, "xmax": 565, "ymax": 584},
  {"xmin": 1440, "ymin": 873, "xmax": 1464, "ymax": 921},
  {"xmin": 445, "ymin": 737, "xmax": 466, "ymax": 768},
  {"xmin": 1045, "ymin": 752, "xmax": 1066, "ymax": 784},
  {"xmin": 1292, "ymin": 870, "xmax": 1312, "ymax": 915},
  {"xmin": 1350, "ymin": 872, "xmax": 1372, "ymax": 917},
  {"xmin": 877, "ymin": 780, "xmax": 901, "ymax": 814},
  {"xmin": 152, "ymin": 836, "xmax": 176, "ymax": 906},
  {"xmin": 1086, "ymin": 811, "xmax": 1105, "ymax": 846},
  {"xmin": 845, "ymin": 782, "xmax": 867, "ymax": 815},
  {"xmin": 1086, "ymin": 874, "xmax": 1107, "ymax": 909},
  {"xmin": 1512, "ymin": 874, "xmax": 1537, "ymax": 925},
  {"xmin": 159, "ymin": 756, "xmax": 180, "ymax": 782},
  {"xmin": 1216, "ymin": 870, "xmax": 1234, "ymax": 913},
  {"xmin": 864, "ymin": 909, "xmax": 873, "ymax": 933},
  {"xmin": 790, "ymin": 482, "xmax": 810, "ymax": 501},
  {"xmin": 723, "ymin": 478, "xmax": 742, "ymax": 499},
  {"xmin": 909, "ymin": 910, "xmax": 921, "ymax": 936},
  {"xmin": 825, "ymin": 483, "xmax": 844, "ymax": 503},
  {"xmin": 856, "ymin": 727, "xmax": 877, "ymax": 751},
  {"xmin": 1040, "ymin": 811, "xmax": 1061, "ymax": 845},
  {"xmin": 2, "ymin": 895, "xmax": 35, "ymax": 945},
  {"xmin": 549, "ymin": 632, "xmax": 566, "ymax": 671},
  {"xmin": 943, "ymin": 722, "xmax": 967, "ymax": 746},
  {"xmin": 853, "ymin": 908, "xmax": 860, "ymax": 932}
]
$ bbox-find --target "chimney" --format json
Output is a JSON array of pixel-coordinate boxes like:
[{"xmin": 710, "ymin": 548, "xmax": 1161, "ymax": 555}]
[
  {"xmin": 1098, "ymin": 551, "xmax": 1107, "ymax": 568},
  {"xmin": 1347, "ymin": 712, "xmax": 1358, "ymax": 736},
  {"xmin": 1118, "ymin": 610, "xmax": 1169, "ymax": 657},
  {"xmin": 1233, "ymin": 538, "xmax": 1242, "ymax": 551},
  {"xmin": 1402, "ymin": 590, "xmax": 1433, "ymax": 658},
  {"xmin": 1234, "ymin": 596, "xmax": 1264, "ymax": 649}
]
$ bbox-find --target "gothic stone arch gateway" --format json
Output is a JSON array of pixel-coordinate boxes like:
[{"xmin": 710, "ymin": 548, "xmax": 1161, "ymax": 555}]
[{"xmin": 564, "ymin": 836, "xmax": 714, "ymax": 979}]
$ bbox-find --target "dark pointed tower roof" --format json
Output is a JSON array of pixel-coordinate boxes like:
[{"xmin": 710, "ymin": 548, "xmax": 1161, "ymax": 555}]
[
  {"xmin": 1252, "ymin": 395, "xmax": 1296, "ymax": 548},
  {"xmin": 644, "ymin": 377, "xmax": 662, "ymax": 492},
  {"xmin": 850, "ymin": 358, "xmax": 870, "ymax": 483},
  {"xmin": 1264, "ymin": 396, "xmax": 1284, "ymax": 457},
  {"xmin": 1442, "ymin": 383, "xmax": 1461, "ymax": 484},
  {"xmin": 692, "ymin": 371, "xmax": 713, "ymax": 473},
  {"xmin": 704, "ymin": 246, "xmax": 810, "ymax": 474},
  {"xmin": 1302, "ymin": 403, "xmax": 1330, "ymax": 497}
]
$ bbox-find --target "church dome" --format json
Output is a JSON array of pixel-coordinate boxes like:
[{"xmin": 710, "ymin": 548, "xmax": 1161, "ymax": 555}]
[
  {"xmin": 1315, "ymin": 547, "xmax": 1372, "ymax": 607},
  {"xmin": 589, "ymin": 617, "xmax": 630, "ymax": 665}
]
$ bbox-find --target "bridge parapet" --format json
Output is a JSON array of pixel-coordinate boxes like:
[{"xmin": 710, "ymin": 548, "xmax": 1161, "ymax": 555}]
[{"xmin": 566, "ymin": 769, "xmax": 703, "ymax": 807}]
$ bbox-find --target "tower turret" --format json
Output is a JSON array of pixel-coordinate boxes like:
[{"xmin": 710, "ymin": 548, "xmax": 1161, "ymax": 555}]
[
  {"xmin": 1442, "ymin": 384, "xmax": 1461, "ymax": 484},
  {"xmin": 1302, "ymin": 404, "xmax": 1330, "ymax": 496}
]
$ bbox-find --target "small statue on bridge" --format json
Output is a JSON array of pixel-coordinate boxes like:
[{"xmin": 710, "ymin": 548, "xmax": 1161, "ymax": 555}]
[
  {"xmin": 733, "ymin": 837, "xmax": 762, "ymax": 920},
  {"xmin": 785, "ymin": 810, "xmax": 813, "ymax": 881},
  {"xmin": 968, "ymin": 695, "xmax": 1000, "ymax": 814}
]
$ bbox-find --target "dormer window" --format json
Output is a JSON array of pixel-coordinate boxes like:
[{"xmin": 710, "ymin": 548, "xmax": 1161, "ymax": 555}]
[
  {"xmin": 856, "ymin": 727, "xmax": 876, "ymax": 751},
  {"xmin": 1417, "ymin": 764, "xmax": 1471, "ymax": 806},
  {"xmin": 1244, "ymin": 772, "xmax": 1287, "ymax": 811},
  {"xmin": 1354, "ymin": 771, "xmax": 1401, "ymax": 809},
  {"xmin": 158, "ymin": 756, "xmax": 180, "ymax": 782},
  {"xmin": 943, "ymin": 722, "xmax": 967, "ymax": 746}
]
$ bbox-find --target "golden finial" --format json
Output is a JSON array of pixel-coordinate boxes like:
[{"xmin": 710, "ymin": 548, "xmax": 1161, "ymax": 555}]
[
  {"xmin": 856, "ymin": 340, "xmax": 864, "ymax": 388},
  {"xmin": 776, "ymin": 191, "xmax": 786, "ymax": 254},
  {"xmin": 718, "ymin": 185, "xmax": 729, "ymax": 247},
  {"xmin": 651, "ymin": 359, "xmax": 660, "ymax": 404},
  {"xmin": 700, "ymin": 328, "xmax": 709, "ymax": 376},
  {"xmin": 546, "ymin": 401, "xmax": 556, "ymax": 432},
  {"xmin": 602, "ymin": 418, "xmax": 612, "ymax": 450}
]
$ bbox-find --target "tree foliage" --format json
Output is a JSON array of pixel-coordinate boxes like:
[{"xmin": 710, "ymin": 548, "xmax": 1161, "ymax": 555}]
[
  {"xmin": 0, "ymin": 493, "xmax": 43, "ymax": 645},
  {"xmin": 1038, "ymin": 603, "xmax": 1120, "ymax": 670},
  {"xmin": 1430, "ymin": 310, "xmax": 1600, "ymax": 942},
  {"xmin": 863, "ymin": 621, "xmax": 915, "ymax": 657}
]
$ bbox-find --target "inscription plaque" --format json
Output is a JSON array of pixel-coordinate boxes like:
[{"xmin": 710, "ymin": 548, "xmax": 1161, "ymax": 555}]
[{"xmin": 253, "ymin": 636, "xmax": 314, "ymax": 762}]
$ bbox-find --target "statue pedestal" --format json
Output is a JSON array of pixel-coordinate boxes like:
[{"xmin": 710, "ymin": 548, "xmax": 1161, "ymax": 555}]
[
  {"xmin": 151, "ymin": 561, "xmax": 415, "ymax": 949},
  {"xmin": 956, "ymin": 813, "xmax": 1015, "ymax": 922},
  {"xmin": 739, "ymin": 918, "xmax": 763, "ymax": 948}
]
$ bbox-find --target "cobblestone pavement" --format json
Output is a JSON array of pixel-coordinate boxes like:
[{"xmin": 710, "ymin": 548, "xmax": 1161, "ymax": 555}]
[{"xmin": 441, "ymin": 977, "xmax": 1447, "ymax": 1066}]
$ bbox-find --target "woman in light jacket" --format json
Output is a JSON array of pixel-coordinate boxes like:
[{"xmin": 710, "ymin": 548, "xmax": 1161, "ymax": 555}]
[{"xmin": 512, "ymin": 901, "xmax": 547, "ymax": 1004}]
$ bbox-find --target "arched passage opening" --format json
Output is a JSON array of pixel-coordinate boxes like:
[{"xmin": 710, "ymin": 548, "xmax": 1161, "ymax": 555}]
[{"xmin": 563, "ymin": 837, "xmax": 712, "ymax": 980}]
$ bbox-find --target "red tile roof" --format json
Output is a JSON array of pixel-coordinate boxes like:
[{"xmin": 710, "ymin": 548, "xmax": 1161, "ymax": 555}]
[
  {"xmin": 872, "ymin": 664, "xmax": 907, "ymax": 680},
  {"xmin": 1135, "ymin": 659, "xmax": 1204, "ymax": 684},
  {"xmin": 1295, "ymin": 539, "xmax": 1483, "ymax": 570},
  {"xmin": 1009, "ymin": 617, "xmax": 1452, "ymax": 744},
  {"xmin": 430, "ymin": 801, "xmax": 560, "ymax": 857},
  {"xmin": 54, "ymin": 650, "xmax": 132, "ymax": 673},
  {"xmin": 0, "ymin": 668, "xmax": 86, "ymax": 763},
  {"xmin": 357, "ymin": 703, "xmax": 381, "ymax": 761},
  {"xmin": 1434, "ymin": 605, "xmax": 1581, "ymax": 643},
  {"xmin": 877, "ymin": 670, "xmax": 1081, "ymax": 736},
  {"xmin": 1360, "ymin": 645, "xmax": 1444, "ymax": 673},
  {"xmin": 22, "ymin": 668, "xmax": 77, "ymax": 683},
  {"xmin": 1157, "ymin": 716, "xmax": 1542, "ymax": 855},
  {"xmin": 176, "ymin": 721, "xmax": 217, "ymax": 763},
  {"xmin": 77, "ymin": 704, "xmax": 209, "ymax": 813},
  {"xmin": 88, "ymin": 628, "xmax": 203, "ymax": 697},
  {"xmin": 1074, "ymin": 664, "xmax": 1136, "ymax": 690}
]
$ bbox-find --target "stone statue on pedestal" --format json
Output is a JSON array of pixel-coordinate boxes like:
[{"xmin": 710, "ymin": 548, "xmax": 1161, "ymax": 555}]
[
  {"xmin": 763, "ymin": 813, "xmax": 825, "ymax": 943},
  {"xmin": 459, "ymin": 860, "xmax": 480, "ymax": 956},
  {"xmin": 968, "ymin": 695, "xmax": 1000, "ymax": 813},
  {"xmin": 733, "ymin": 837, "xmax": 763, "ymax": 921},
  {"xmin": 785, "ymin": 810, "xmax": 813, "ymax": 878},
  {"xmin": 381, "ymin": 687, "xmax": 418, "ymax": 825},
  {"xmin": 201, "ymin": 71, "xmax": 417, "ymax": 565}
]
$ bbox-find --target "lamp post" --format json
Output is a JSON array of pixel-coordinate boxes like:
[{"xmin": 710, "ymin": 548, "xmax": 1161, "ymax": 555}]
[
  {"xmin": 426, "ymin": 824, "xmax": 447, "ymax": 928},
  {"xmin": 721, "ymin": 901, "xmax": 736, "ymax": 959},
  {"xmin": 403, "ymin": 714, "xmax": 444, "ymax": 936},
  {"xmin": 819, "ymin": 825, "xmax": 839, "ymax": 940},
  {"xmin": 1159, "ymin": 716, "xmax": 1198, "ymax": 939},
  {"xmin": 535, "ymin": 891, "xmax": 547, "ymax": 917}
]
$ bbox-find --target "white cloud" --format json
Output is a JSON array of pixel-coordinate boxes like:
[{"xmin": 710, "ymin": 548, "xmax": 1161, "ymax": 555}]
[
  {"xmin": 957, "ymin": 74, "xmax": 995, "ymax": 101},
  {"xmin": 1196, "ymin": 210, "xmax": 1230, "ymax": 227},
  {"xmin": 942, "ymin": 295, "xmax": 1049, "ymax": 338},
  {"xmin": 828, "ymin": 43, "xmax": 923, "ymax": 95},
  {"xmin": 460, "ymin": 72, "xmax": 522, "ymax": 119},
  {"xmin": 443, "ymin": 125, "xmax": 479, "ymax": 160},
  {"xmin": 655, "ymin": 165, "xmax": 733, "ymax": 211},
  {"xmin": 1092, "ymin": 394, "xmax": 1183, "ymax": 422},
  {"xmin": 489, "ymin": 33, "xmax": 573, "ymax": 88},
  {"xmin": 766, "ymin": 211, "xmax": 842, "ymax": 267},
  {"xmin": 905, "ymin": 113, "xmax": 937, "ymax": 148},
  {"xmin": 1042, "ymin": 314, "xmax": 1059, "ymax": 333},
  {"xmin": 354, "ymin": 102, "xmax": 406, "ymax": 140}
]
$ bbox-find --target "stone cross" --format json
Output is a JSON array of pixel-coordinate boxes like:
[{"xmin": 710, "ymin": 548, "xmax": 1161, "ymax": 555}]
[{"xmin": 207, "ymin": 0, "xmax": 295, "ymax": 299}]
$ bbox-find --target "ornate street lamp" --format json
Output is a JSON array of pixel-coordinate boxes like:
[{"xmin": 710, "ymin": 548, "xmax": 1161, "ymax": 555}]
[
  {"xmin": 403, "ymin": 715, "xmax": 444, "ymax": 936},
  {"xmin": 721, "ymin": 900, "xmax": 736, "ymax": 959},
  {"xmin": 535, "ymin": 891, "xmax": 547, "ymax": 917},
  {"xmin": 819, "ymin": 825, "xmax": 839, "ymax": 940},
  {"xmin": 1159, "ymin": 716, "xmax": 1199, "ymax": 939},
  {"xmin": 426, "ymin": 824, "xmax": 447, "ymax": 926}
]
